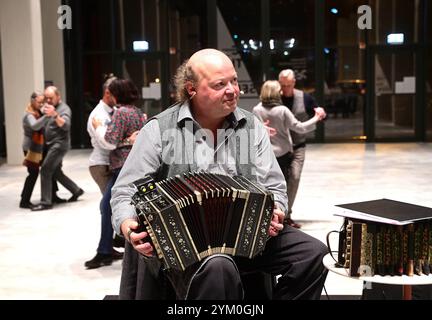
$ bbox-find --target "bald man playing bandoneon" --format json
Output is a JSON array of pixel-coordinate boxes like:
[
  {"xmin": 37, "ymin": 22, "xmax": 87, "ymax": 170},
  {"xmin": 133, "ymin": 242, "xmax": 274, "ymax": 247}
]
[{"xmin": 110, "ymin": 49, "xmax": 328, "ymax": 300}]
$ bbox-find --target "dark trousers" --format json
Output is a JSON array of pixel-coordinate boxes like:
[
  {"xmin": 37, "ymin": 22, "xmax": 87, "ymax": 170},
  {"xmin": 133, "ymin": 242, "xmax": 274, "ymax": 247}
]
[
  {"xmin": 120, "ymin": 224, "xmax": 328, "ymax": 300},
  {"xmin": 277, "ymin": 152, "xmax": 294, "ymax": 222},
  {"xmin": 20, "ymin": 164, "xmax": 39, "ymax": 204},
  {"xmin": 120, "ymin": 241, "xmax": 174, "ymax": 300},
  {"xmin": 97, "ymin": 169, "xmax": 120, "ymax": 255},
  {"xmin": 278, "ymin": 147, "xmax": 306, "ymax": 217},
  {"xmin": 21, "ymin": 166, "xmax": 60, "ymax": 205},
  {"xmin": 21, "ymin": 150, "xmax": 63, "ymax": 205},
  {"xmin": 40, "ymin": 145, "xmax": 80, "ymax": 205},
  {"xmin": 286, "ymin": 147, "xmax": 306, "ymax": 216}
]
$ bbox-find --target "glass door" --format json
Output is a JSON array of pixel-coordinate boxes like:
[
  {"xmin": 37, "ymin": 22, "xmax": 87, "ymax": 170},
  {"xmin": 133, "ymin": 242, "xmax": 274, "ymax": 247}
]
[
  {"xmin": 368, "ymin": 46, "xmax": 418, "ymax": 140},
  {"xmin": 427, "ymin": 45, "xmax": 432, "ymax": 141},
  {"xmin": 116, "ymin": 53, "xmax": 169, "ymax": 118},
  {"xmin": 323, "ymin": 46, "xmax": 366, "ymax": 141}
]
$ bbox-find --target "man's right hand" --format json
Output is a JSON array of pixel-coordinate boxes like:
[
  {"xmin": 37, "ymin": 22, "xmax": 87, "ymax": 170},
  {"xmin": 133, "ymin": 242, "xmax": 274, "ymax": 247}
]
[
  {"xmin": 269, "ymin": 207, "xmax": 285, "ymax": 237},
  {"xmin": 120, "ymin": 219, "xmax": 154, "ymax": 257},
  {"xmin": 313, "ymin": 107, "xmax": 327, "ymax": 120},
  {"xmin": 44, "ymin": 104, "xmax": 56, "ymax": 117}
]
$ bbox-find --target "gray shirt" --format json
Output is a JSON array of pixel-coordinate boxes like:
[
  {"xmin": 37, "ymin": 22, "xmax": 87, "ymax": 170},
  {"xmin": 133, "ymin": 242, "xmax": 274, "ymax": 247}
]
[
  {"xmin": 45, "ymin": 101, "xmax": 72, "ymax": 149},
  {"xmin": 111, "ymin": 103, "xmax": 288, "ymax": 235}
]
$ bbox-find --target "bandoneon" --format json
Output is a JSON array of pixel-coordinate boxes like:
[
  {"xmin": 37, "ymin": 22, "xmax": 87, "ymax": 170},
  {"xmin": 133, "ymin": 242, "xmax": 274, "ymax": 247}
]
[
  {"xmin": 338, "ymin": 218, "xmax": 432, "ymax": 277},
  {"xmin": 131, "ymin": 172, "xmax": 274, "ymax": 271}
]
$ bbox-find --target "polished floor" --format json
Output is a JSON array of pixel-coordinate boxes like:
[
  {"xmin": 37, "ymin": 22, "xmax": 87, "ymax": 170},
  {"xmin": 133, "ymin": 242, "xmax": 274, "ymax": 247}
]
[{"xmin": 1, "ymin": 143, "xmax": 431, "ymax": 300}]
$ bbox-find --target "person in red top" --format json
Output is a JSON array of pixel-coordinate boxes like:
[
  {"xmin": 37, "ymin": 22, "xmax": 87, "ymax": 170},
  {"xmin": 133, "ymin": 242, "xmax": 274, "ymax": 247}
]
[
  {"xmin": 85, "ymin": 78, "xmax": 147, "ymax": 269},
  {"xmin": 20, "ymin": 91, "xmax": 47, "ymax": 208}
]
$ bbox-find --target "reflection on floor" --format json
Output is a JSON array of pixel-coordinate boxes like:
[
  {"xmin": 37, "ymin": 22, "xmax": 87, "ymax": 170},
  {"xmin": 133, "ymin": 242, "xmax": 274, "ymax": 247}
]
[
  {"xmin": 324, "ymin": 111, "xmax": 415, "ymax": 140},
  {"xmin": 0, "ymin": 143, "xmax": 431, "ymax": 299}
]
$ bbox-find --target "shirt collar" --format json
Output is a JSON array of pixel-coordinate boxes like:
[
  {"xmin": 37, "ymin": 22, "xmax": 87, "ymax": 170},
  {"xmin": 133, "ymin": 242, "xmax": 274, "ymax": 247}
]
[
  {"xmin": 100, "ymin": 100, "xmax": 114, "ymax": 114},
  {"xmin": 176, "ymin": 100, "xmax": 247, "ymax": 129}
]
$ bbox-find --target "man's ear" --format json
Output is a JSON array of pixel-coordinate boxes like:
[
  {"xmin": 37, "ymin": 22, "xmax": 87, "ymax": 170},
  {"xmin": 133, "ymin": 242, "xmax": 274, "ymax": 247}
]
[{"xmin": 186, "ymin": 82, "xmax": 196, "ymax": 98}]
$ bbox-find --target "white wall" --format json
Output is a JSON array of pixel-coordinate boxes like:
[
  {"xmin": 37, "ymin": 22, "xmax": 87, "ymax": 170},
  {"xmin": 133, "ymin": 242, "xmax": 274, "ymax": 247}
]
[
  {"xmin": 41, "ymin": 0, "xmax": 66, "ymax": 98},
  {"xmin": 0, "ymin": 0, "xmax": 45, "ymax": 165},
  {"xmin": 0, "ymin": 0, "xmax": 66, "ymax": 164}
]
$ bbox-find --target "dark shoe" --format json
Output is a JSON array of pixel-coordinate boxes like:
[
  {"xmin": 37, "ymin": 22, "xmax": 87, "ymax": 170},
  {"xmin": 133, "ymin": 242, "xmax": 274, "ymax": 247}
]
[
  {"xmin": 53, "ymin": 195, "xmax": 67, "ymax": 204},
  {"xmin": 286, "ymin": 218, "xmax": 301, "ymax": 229},
  {"xmin": 19, "ymin": 201, "xmax": 34, "ymax": 209},
  {"xmin": 84, "ymin": 253, "xmax": 113, "ymax": 269},
  {"xmin": 112, "ymin": 249, "xmax": 124, "ymax": 260},
  {"xmin": 68, "ymin": 188, "xmax": 84, "ymax": 202},
  {"xmin": 31, "ymin": 204, "xmax": 53, "ymax": 211}
]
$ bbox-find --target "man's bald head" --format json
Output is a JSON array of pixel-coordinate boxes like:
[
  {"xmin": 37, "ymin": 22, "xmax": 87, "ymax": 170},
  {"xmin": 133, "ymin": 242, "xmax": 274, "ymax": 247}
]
[
  {"xmin": 187, "ymin": 49, "xmax": 234, "ymax": 83},
  {"xmin": 44, "ymin": 86, "xmax": 61, "ymax": 106},
  {"xmin": 174, "ymin": 49, "xmax": 235, "ymax": 102},
  {"xmin": 45, "ymin": 86, "xmax": 60, "ymax": 96},
  {"xmin": 180, "ymin": 48, "xmax": 239, "ymax": 123}
]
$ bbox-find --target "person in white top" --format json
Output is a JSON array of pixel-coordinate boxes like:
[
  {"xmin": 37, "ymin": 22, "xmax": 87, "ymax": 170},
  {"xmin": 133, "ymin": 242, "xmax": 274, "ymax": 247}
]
[
  {"xmin": 87, "ymin": 76, "xmax": 118, "ymax": 194},
  {"xmin": 253, "ymin": 80, "xmax": 326, "ymax": 224},
  {"xmin": 87, "ymin": 76, "xmax": 140, "ymax": 192}
]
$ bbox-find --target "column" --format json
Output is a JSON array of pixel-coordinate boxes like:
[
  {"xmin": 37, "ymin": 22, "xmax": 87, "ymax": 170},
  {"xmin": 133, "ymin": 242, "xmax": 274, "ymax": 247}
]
[
  {"xmin": 41, "ymin": 0, "xmax": 67, "ymax": 97},
  {"xmin": 0, "ymin": 0, "xmax": 44, "ymax": 165}
]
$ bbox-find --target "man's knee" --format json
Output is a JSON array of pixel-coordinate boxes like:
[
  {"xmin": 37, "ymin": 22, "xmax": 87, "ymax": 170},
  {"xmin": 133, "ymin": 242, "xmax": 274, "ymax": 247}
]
[
  {"xmin": 203, "ymin": 255, "xmax": 239, "ymax": 274},
  {"xmin": 307, "ymin": 239, "xmax": 328, "ymax": 278},
  {"xmin": 306, "ymin": 237, "xmax": 328, "ymax": 262},
  {"xmin": 315, "ymin": 239, "xmax": 329, "ymax": 258},
  {"xmin": 187, "ymin": 255, "xmax": 243, "ymax": 299}
]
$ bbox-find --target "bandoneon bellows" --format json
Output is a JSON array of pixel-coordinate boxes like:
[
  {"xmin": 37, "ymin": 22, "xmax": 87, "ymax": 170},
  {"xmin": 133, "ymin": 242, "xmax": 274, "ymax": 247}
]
[{"xmin": 131, "ymin": 172, "xmax": 274, "ymax": 271}]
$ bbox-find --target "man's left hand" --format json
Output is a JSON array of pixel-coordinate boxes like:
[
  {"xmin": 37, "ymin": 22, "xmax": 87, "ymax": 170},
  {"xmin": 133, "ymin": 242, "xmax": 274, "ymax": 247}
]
[{"xmin": 269, "ymin": 207, "xmax": 285, "ymax": 237}]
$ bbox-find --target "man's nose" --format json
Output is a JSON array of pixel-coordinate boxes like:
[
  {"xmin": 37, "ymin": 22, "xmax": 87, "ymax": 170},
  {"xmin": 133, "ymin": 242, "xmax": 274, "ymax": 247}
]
[{"xmin": 225, "ymin": 82, "xmax": 236, "ymax": 94}]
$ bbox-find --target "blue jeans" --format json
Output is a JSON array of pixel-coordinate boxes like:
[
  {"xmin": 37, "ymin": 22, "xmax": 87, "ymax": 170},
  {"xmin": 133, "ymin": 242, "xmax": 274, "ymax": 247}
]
[{"xmin": 97, "ymin": 168, "xmax": 120, "ymax": 255}]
